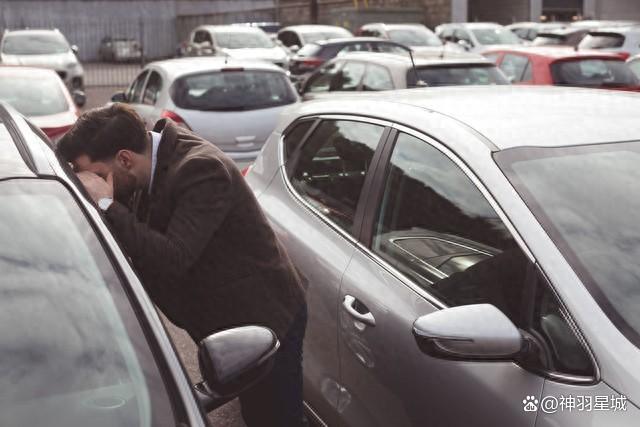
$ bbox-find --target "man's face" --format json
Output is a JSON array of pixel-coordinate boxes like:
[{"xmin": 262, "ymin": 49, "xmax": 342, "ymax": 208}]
[{"xmin": 73, "ymin": 152, "xmax": 140, "ymax": 203}]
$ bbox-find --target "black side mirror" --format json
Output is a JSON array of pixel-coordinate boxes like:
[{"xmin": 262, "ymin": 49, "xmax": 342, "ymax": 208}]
[
  {"xmin": 72, "ymin": 90, "xmax": 86, "ymax": 108},
  {"xmin": 111, "ymin": 91, "xmax": 127, "ymax": 103},
  {"xmin": 71, "ymin": 45, "xmax": 79, "ymax": 55},
  {"xmin": 194, "ymin": 326, "xmax": 279, "ymax": 412}
]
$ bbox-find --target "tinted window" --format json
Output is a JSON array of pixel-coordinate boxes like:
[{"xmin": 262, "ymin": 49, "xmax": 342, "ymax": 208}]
[
  {"xmin": 340, "ymin": 42, "xmax": 374, "ymax": 53},
  {"xmin": 0, "ymin": 73, "xmax": 69, "ymax": 116},
  {"xmin": 283, "ymin": 120, "xmax": 314, "ymax": 160},
  {"xmin": 373, "ymin": 133, "xmax": 593, "ymax": 376},
  {"xmin": 551, "ymin": 59, "xmax": 639, "ymax": 87},
  {"xmin": 0, "ymin": 179, "xmax": 175, "ymax": 426},
  {"xmin": 408, "ymin": 64, "xmax": 509, "ymax": 87},
  {"xmin": 290, "ymin": 120, "xmax": 384, "ymax": 231},
  {"xmin": 193, "ymin": 30, "xmax": 212, "ymax": 44},
  {"xmin": 278, "ymin": 31, "xmax": 299, "ymax": 47},
  {"xmin": 500, "ymin": 54, "xmax": 532, "ymax": 82},
  {"xmin": 127, "ymin": 70, "xmax": 148, "ymax": 103},
  {"xmin": 142, "ymin": 71, "xmax": 162, "ymax": 105},
  {"xmin": 579, "ymin": 33, "xmax": 626, "ymax": 49},
  {"xmin": 171, "ymin": 70, "xmax": 296, "ymax": 111},
  {"xmin": 362, "ymin": 64, "xmax": 394, "ymax": 90},
  {"xmin": 2, "ymin": 32, "xmax": 70, "ymax": 55}
]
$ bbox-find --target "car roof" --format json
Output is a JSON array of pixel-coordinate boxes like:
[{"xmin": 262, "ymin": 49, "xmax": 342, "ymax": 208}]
[
  {"xmin": 335, "ymin": 51, "xmax": 493, "ymax": 67},
  {"xmin": 507, "ymin": 22, "xmax": 566, "ymax": 29},
  {"xmin": 587, "ymin": 25, "xmax": 640, "ymax": 35},
  {"xmin": 484, "ymin": 46, "xmax": 624, "ymax": 59},
  {"xmin": 195, "ymin": 25, "xmax": 265, "ymax": 33},
  {"xmin": 280, "ymin": 25, "xmax": 350, "ymax": 34},
  {"xmin": 147, "ymin": 57, "xmax": 285, "ymax": 80},
  {"xmin": 0, "ymin": 65, "xmax": 60, "ymax": 77},
  {"xmin": 288, "ymin": 86, "xmax": 640, "ymax": 150}
]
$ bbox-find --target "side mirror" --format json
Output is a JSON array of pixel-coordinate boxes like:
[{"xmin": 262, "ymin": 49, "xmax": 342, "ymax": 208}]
[
  {"xmin": 289, "ymin": 44, "xmax": 300, "ymax": 53},
  {"xmin": 72, "ymin": 90, "xmax": 86, "ymax": 108},
  {"xmin": 111, "ymin": 91, "xmax": 127, "ymax": 103},
  {"xmin": 194, "ymin": 326, "xmax": 279, "ymax": 412},
  {"xmin": 413, "ymin": 304, "xmax": 523, "ymax": 360},
  {"xmin": 71, "ymin": 45, "xmax": 79, "ymax": 55}
]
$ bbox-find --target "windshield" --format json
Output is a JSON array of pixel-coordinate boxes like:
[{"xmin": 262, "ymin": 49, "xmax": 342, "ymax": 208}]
[
  {"xmin": 496, "ymin": 142, "xmax": 640, "ymax": 348},
  {"xmin": 387, "ymin": 28, "xmax": 442, "ymax": 47},
  {"xmin": 303, "ymin": 30, "xmax": 351, "ymax": 44},
  {"xmin": 579, "ymin": 33, "xmax": 625, "ymax": 49},
  {"xmin": 2, "ymin": 33, "xmax": 70, "ymax": 55},
  {"xmin": 0, "ymin": 179, "xmax": 175, "ymax": 426},
  {"xmin": 171, "ymin": 70, "xmax": 296, "ymax": 111},
  {"xmin": 471, "ymin": 28, "xmax": 521, "ymax": 45},
  {"xmin": 0, "ymin": 74, "xmax": 68, "ymax": 116},
  {"xmin": 214, "ymin": 31, "xmax": 274, "ymax": 49},
  {"xmin": 551, "ymin": 59, "xmax": 639, "ymax": 87},
  {"xmin": 407, "ymin": 65, "xmax": 509, "ymax": 87}
]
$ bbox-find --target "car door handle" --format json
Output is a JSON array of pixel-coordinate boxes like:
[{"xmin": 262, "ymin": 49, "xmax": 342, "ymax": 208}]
[{"xmin": 342, "ymin": 295, "xmax": 376, "ymax": 327}]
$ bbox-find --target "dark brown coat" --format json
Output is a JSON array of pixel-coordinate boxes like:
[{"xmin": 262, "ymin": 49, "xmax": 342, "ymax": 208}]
[{"xmin": 105, "ymin": 119, "xmax": 305, "ymax": 341}]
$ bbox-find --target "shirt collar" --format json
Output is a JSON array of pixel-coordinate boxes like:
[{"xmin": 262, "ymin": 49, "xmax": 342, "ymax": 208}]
[{"xmin": 148, "ymin": 131, "xmax": 162, "ymax": 194}]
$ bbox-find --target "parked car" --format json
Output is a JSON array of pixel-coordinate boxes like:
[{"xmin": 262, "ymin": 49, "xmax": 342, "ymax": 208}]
[
  {"xmin": 288, "ymin": 37, "xmax": 410, "ymax": 78},
  {"xmin": 298, "ymin": 52, "xmax": 508, "ymax": 100},
  {"xmin": 505, "ymin": 22, "xmax": 567, "ymax": 41},
  {"xmin": 245, "ymin": 85, "xmax": 640, "ymax": 426},
  {"xmin": 186, "ymin": 25, "xmax": 290, "ymax": 68},
  {"xmin": 277, "ymin": 25, "xmax": 353, "ymax": 52},
  {"xmin": 531, "ymin": 27, "xmax": 591, "ymax": 47},
  {"xmin": 0, "ymin": 66, "xmax": 84, "ymax": 141},
  {"xmin": 570, "ymin": 19, "xmax": 640, "ymax": 29},
  {"xmin": 232, "ymin": 21, "xmax": 282, "ymax": 36},
  {"xmin": 111, "ymin": 57, "xmax": 298, "ymax": 161},
  {"xmin": 435, "ymin": 22, "xmax": 522, "ymax": 53},
  {"xmin": 627, "ymin": 53, "xmax": 640, "ymax": 78},
  {"xmin": 485, "ymin": 46, "xmax": 640, "ymax": 91},
  {"xmin": 98, "ymin": 36, "xmax": 142, "ymax": 62},
  {"xmin": 578, "ymin": 25, "xmax": 640, "ymax": 59},
  {"xmin": 0, "ymin": 29, "xmax": 84, "ymax": 90},
  {"xmin": 0, "ymin": 100, "xmax": 280, "ymax": 427},
  {"xmin": 356, "ymin": 23, "xmax": 446, "ymax": 52}
]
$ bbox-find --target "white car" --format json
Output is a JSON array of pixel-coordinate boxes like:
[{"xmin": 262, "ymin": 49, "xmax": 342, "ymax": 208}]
[
  {"xmin": 436, "ymin": 22, "xmax": 522, "ymax": 54},
  {"xmin": 277, "ymin": 25, "xmax": 353, "ymax": 52},
  {"xmin": 186, "ymin": 25, "xmax": 290, "ymax": 68},
  {"xmin": 0, "ymin": 29, "xmax": 84, "ymax": 90},
  {"xmin": 357, "ymin": 23, "xmax": 447, "ymax": 53},
  {"xmin": 111, "ymin": 57, "xmax": 299, "ymax": 161},
  {"xmin": 628, "ymin": 54, "xmax": 640, "ymax": 79},
  {"xmin": 579, "ymin": 26, "xmax": 640, "ymax": 58}
]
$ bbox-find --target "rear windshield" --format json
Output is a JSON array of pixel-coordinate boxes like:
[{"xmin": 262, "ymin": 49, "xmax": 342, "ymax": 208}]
[
  {"xmin": 407, "ymin": 64, "xmax": 509, "ymax": 87},
  {"xmin": 387, "ymin": 28, "xmax": 442, "ymax": 47},
  {"xmin": 551, "ymin": 59, "xmax": 639, "ymax": 87},
  {"xmin": 471, "ymin": 28, "xmax": 521, "ymax": 45},
  {"xmin": 2, "ymin": 33, "xmax": 70, "ymax": 55},
  {"xmin": 0, "ymin": 74, "xmax": 68, "ymax": 116},
  {"xmin": 579, "ymin": 33, "xmax": 626, "ymax": 49},
  {"xmin": 532, "ymin": 34, "xmax": 565, "ymax": 46},
  {"xmin": 214, "ymin": 31, "xmax": 274, "ymax": 49},
  {"xmin": 171, "ymin": 70, "xmax": 296, "ymax": 111}
]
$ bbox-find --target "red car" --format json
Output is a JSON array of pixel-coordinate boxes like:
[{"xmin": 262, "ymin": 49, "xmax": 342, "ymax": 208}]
[{"xmin": 484, "ymin": 46, "xmax": 640, "ymax": 91}]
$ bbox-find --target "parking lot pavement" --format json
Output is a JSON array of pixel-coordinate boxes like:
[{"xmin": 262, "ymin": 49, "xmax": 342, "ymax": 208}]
[{"xmin": 162, "ymin": 315, "xmax": 247, "ymax": 427}]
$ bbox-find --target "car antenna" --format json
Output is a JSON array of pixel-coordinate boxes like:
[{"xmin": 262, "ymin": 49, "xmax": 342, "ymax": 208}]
[
  {"xmin": 439, "ymin": 44, "xmax": 446, "ymax": 59},
  {"xmin": 404, "ymin": 46, "xmax": 427, "ymax": 88}
]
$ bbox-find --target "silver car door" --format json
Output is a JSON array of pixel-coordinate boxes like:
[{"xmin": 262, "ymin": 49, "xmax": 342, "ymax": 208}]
[
  {"xmin": 258, "ymin": 117, "xmax": 390, "ymax": 426},
  {"xmin": 337, "ymin": 129, "xmax": 594, "ymax": 426}
]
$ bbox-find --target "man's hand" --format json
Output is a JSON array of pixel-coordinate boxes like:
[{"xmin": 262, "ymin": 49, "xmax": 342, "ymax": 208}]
[{"xmin": 76, "ymin": 171, "xmax": 113, "ymax": 203}]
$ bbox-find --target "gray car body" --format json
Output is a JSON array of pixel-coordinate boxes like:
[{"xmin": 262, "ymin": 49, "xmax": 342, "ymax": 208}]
[{"xmin": 247, "ymin": 86, "xmax": 640, "ymax": 426}]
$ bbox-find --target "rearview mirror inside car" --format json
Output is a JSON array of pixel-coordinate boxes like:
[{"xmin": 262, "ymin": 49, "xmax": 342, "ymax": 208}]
[
  {"xmin": 194, "ymin": 326, "xmax": 279, "ymax": 412},
  {"xmin": 413, "ymin": 304, "xmax": 523, "ymax": 360},
  {"xmin": 72, "ymin": 90, "xmax": 87, "ymax": 108},
  {"xmin": 110, "ymin": 91, "xmax": 127, "ymax": 103}
]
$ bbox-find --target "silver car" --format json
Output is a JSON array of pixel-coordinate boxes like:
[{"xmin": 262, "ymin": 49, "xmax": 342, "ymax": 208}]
[
  {"xmin": 246, "ymin": 86, "xmax": 640, "ymax": 426},
  {"xmin": 0, "ymin": 29, "xmax": 84, "ymax": 90},
  {"xmin": 436, "ymin": 22, "xmax": 522, "ymax": 53},
  {"xmin": 111, "ymin": 57, "xmax": 298, "ymax": 161}
]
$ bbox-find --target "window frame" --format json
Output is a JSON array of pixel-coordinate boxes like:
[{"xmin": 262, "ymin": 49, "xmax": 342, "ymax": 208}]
[
  {"xmin": 127, "ymin": 69, "xmax": 150, "ymax": 104},
  {"xmin": 142, "ymin": 69, "xmax": 163, "ymax": 105}
]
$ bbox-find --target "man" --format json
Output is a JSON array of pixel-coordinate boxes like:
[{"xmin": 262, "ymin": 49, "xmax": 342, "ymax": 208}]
[{"xmin": 57, "ymin": 104, "xmax": 307, "ymax": 426}]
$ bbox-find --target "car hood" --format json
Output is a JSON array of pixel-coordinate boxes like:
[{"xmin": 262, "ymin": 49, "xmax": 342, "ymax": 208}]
[
  {"xmin": 0, "ymin": 52, "xmax": 77, "ymax": 68},
  {"xmin": 221, "ymin": 47, "xmax": 288, "ymax": 62}
]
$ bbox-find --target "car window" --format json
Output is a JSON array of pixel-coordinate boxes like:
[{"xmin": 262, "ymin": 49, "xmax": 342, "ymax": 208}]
[
  {"xmin": 1, "ymin": 32, "xmax": 70, "ymax": 55},
  {"xmin": 372, "ymin": 132, "xmax": 594, "ymax": 377},
  {"xmin": 454, "ymin": 29, "xmax": 473, "ymax": 44},
  {"xmin": 362, "ymin": 64, "xmax": 394, "ymax": 91},
  {"xmin": 500, "ymin": 54, "xmax": 531, "ymax": 82},
  {"xmin": 333, "ymin": 61, "xmax": 366, "ymax": 91},
  {"xmin": 484, "ymin": 52, "xmax": 501, "ymax": 63},
  {"xmin": 283, "ymin": 120, "xmax": 314, "ymax": 161},
  {"xmin": 471, "ymin": 27, "xmax": 521, "ymax": 45},
  {"xmin": 306, "ymin": 61, "xmax": 342, "ymax": 93},
  {"xmin": 289, "ymin": 120, "xmax": 385, "ymax": 232},
  {"xmin": 375, "ymin": 42, "xmax": 409, "ymax": 54},
  {"xmin": 340, "ymin": 42, "xmax": 373, "ymax": 53},
  {"xmin": 440, "ymin": 28, "xmax": 454, "ymax": 41},
  {"xmin": 193, "ymin": 30, "xmax": 212, "ymax": 44},
  {"xmin": 387, "ymin": 28, "xmax": 442, "ymax": 47},
  {"xmin": 142, "ymin": 71, "xmax": 162, "ymax": 105},
  {"xmin": 214, "ymin": 31, "xmax": 274, "ymax": 49},
  {"xmin": 579, "ymin": 32, "xmax": 626, "ymax": 49},
  {"xmin": 127, "ymin": 70, "xmax": 149, "ymax": 103},
  {"xmin": 0, "ymin": 179, "xmax": 176, "ymax": 426},
  {"xmin": 551, "ymin": 59, "xmax": 639, "ymax": 87},
  {"xmin": 408, "ymin": 64, "xmax": 509, "ymax": 87}
]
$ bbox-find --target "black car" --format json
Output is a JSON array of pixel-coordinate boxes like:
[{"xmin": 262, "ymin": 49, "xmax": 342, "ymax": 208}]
[
  {"xmin": 0, "ymin": 101, "xmax": 279, "ymax": 426},
  {"xmin": 289, "ymin": 37, "xmax": 410, "ymax": 77}
]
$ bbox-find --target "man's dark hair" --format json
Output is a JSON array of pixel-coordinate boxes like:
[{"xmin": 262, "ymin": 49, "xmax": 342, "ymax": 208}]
[{"xmin": 57, "ymin": 103, "xmax": 147, "ymax": 162}]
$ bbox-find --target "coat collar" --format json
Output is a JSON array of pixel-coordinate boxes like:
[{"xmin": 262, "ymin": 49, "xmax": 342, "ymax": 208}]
[{"xmin": 149, "ymin": 119, "xmax": 179, "ymax": 198}]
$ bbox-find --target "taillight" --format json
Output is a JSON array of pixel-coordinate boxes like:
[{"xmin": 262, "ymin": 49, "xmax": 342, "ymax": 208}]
[
  {"xmin": 617, "ymin": 52, "xmax": 631, "ymax": 60},
  {"xmin": 161, "ymin": 110, "xmax": 191, "ymax": 130},
  {"xmin": 295, "ymin": 57, "xmax": 324, "ymax": 71},
  {"xmin": 42, "ymin": 124, "xmax": 73, "ymax": 140},
  {"xmin": 241, "ymin": 164, "xmax": 253, "ymax": 177}
]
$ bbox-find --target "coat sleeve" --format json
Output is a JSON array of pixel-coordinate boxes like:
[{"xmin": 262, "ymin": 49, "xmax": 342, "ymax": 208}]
[{"xmin": 105, "ymin": 157, "xmax": 233, "ymax": 286}]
